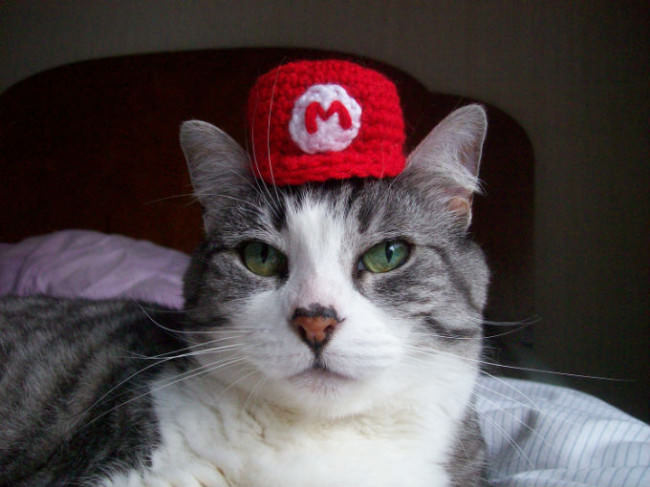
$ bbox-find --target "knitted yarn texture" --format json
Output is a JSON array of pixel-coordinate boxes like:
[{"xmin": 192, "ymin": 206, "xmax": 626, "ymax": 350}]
[{"xmin": 247, "ymin": 60, "xmax": 406, "ymax": 186}]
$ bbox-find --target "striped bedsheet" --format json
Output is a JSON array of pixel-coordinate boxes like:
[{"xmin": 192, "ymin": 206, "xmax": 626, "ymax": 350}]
[{"xmin": 477, "ymin": 377, "xmax": 650, "ymax": 487}]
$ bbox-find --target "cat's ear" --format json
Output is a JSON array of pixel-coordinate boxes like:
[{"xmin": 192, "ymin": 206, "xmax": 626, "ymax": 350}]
[
  {"xmin": 180, "ymin": 120, "xmax": 251, "ymax": 230},
  {"xmin": 403, "ymin": 104, "xmax": 487, "ymax": 228}
]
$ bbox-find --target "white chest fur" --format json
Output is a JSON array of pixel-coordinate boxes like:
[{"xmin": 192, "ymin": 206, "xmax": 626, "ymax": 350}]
[{"xmin": 103, "ymin": 367, "xmax": 475, "ymax": 487}]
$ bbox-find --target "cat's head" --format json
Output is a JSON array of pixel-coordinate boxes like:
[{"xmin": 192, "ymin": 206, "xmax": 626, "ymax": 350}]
[{"xmin": 179, "ymin": 105, "xmax": 489, "ymax": 418}]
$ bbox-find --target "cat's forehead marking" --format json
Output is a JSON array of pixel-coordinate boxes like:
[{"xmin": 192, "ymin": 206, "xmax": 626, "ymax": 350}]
[
  {"xmin": 279, "ymin": 192, "xmax": 354, "ymax": 312},
  {"xmin": 284, "ymin": 193, "xmax": 347, "ymax": 252},
  {"xmin": 274, "ymin": 180, "xmax": 398, "ymax": 242}
]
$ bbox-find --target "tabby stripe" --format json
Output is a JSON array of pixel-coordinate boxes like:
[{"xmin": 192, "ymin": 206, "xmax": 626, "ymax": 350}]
[
  {"xmin": 0, "ymin": 298, "xmax": 178, "ymax": 483},
  {"xmin": 14, "ymin": 306, "xmax": 143, "ymax": 453},
  {"xmin": 425, "ymin": 244, "xmax": 483, "ymax": 313},
  {"xmin": 422, "ymin": 316, "xmax": 480, "ymax": 341},
  {"xmin": 356, "ymin": 198, "xmax": 374, "ymax": 234},
  {"xmin": 271, "ymin": 196, "xmax": 287, "ymax": 231}
]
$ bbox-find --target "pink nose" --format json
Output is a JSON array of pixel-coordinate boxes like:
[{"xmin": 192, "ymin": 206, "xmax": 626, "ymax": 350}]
[{"xmin": 290, "ymin": 305, "xmax": 341, "ymax": 351}]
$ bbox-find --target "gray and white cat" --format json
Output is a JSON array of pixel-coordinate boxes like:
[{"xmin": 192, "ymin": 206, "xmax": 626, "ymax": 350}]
[{"xmin": 0, "ymin": 104, "xmax": 489, "ymax": 487}]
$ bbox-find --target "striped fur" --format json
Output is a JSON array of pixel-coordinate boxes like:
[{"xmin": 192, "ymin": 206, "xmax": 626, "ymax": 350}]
[
  {"xmin": 0, "ymin": 105, "xmax": 489, "ymax": 486},
  {"xmin": 0, "ymin": 297, "xmax": 185, "ymax": 486}
]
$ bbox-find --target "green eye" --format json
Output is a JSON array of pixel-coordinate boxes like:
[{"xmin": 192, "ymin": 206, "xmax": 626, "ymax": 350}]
[
  {"xmin": 361, "ymin": 240, "xmax": 410, "ymax": 273},
  {"xmin": 241, "ymin": 241, "xmax": 287, "ymax": 277}
]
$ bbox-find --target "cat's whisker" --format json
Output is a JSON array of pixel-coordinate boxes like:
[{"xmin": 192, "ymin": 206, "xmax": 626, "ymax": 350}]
[
  {"xmin": 406, "ymin": 329, "xmax": 483, "ymax": 342},
  {"xmin": 192, "ymin": 192, "xmax": 263, "ymax": 214},
  {"xmin": 80, "ymin": 338, "xmax": 250, "ymax": 429},
  {"xmin": 217, "ymin": 163, "xmax": 267, "ymax": 195},
  {"xmin": 137, "ymin": 305, "xmax": 186, "ymax": 315},
  {"xmin": 259, "ymin": 168, "xmax": 285, "ymax": 222},
  {"xmin": 183, "ymin": 298, "xmax": 258, "ymax": 312},
  {"xmin": 138, "ymin": 303, "xmax": 258, "ymax": 337},
  {"xmin": 474, "ymin": 403, "xmax": 536, "ymax": 470},
  {"xmin": 81, "ymin": 355, "xmax": 250, "ymax": 430},
  {"xmin": 248, "ymin": 106, "xmax": 283, "ymax": 221},
  {"xmin": 470, "ymin": 377, "xmax": 590, "ymax": 469},
  {"xmin": 263, "ymin": 66, "xmax": 285, "ymax": 212},
  {"xmin": 476, "ymin": 372, "xmax": 586, "ymax": 432},
  {"xmin": 138, "ymin": 304, "xmax": 218, "ymax": 336},
  {"xmin": 99, "ymin": 343, "xmax": 238, "ymax": 407},
  {"xmin": 405, "ymin": 343, "xmax": 628, "ymax": 382},
  {"xmin": 76, "ymin": 355, "xmax": 180, "ymax": 429},
  {"xmin": 158, "ymin": 356, "xmax": 251, "ymax": 390},
  {"xmin": 479, "ymin": 361, "xmax": 628, "ymax": 382},
  {"xmin": 242, "ymin": 375, "xmax": 267, "ymax": 413},
  {"xmin": 143, "ymin": 192, "xmax": 197, "ymax": 205},
  {"xmin": 220, "ymin": 369, "xmax": 260, "ymax": 396},
  {"xmin": 478, "ymin": 315, "xmax": 541, "ymax": 327},
  {"xmin": 411, "ymin": 324, "xmax": 528, "ymax": 341},
  {"xmin": 130, "ymin": 342, "xmax": 242, "ymax": 361},
  {"xmin": 474, "ymin": 373, "xmax": 541, "ymax": 412}
]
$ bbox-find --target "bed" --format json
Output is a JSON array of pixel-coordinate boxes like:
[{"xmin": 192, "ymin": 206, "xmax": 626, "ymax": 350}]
[{"xmin": 1, "ymin": 48, "xmax": 648, "ymax": 486}]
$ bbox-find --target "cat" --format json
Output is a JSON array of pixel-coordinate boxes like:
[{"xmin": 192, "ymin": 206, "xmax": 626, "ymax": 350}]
[{"xmin": 0, "ymin": 103, "xmax": 489, "ymax": 487}]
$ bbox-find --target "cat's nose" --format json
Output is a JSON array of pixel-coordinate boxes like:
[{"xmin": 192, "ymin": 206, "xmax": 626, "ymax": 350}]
[{"xmin": 290, "ymin": 305, "xmax": 341, "ymax": 352}]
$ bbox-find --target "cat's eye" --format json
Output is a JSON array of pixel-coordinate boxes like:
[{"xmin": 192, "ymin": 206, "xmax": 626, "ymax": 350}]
[
  {"xmin": 360, "ymin": 240, "xmax": 410, "ymax": 273},
  {"xmin": 241, "ymin": 241, "xmax": 287, "ymax": 277}
]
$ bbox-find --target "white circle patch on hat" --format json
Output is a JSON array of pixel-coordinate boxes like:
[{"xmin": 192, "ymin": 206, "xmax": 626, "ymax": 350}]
[{"xmin": 289, "ymin": 84, "xmax": 362, "ymax": 154}]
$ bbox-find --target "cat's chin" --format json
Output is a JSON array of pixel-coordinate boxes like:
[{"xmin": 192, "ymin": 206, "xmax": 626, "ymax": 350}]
[{"xmin": 228, "ymin": 365, "xmax": 371, "ymax": 419}]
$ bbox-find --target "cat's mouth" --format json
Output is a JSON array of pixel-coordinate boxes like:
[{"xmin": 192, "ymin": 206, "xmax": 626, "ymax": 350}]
[{"xmin": 289, "ymin": 362, "xmax": 353, "ymax": 388}]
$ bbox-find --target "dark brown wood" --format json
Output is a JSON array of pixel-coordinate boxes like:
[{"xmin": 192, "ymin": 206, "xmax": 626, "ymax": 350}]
[{"xmin": 0, "ymin": 48, "xmax": 534, "ymax": 322}]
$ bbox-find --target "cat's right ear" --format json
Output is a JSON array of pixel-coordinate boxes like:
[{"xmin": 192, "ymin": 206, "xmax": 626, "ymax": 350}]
[
  {"xmin": 180, "ymin": 120, "xmax": 251, "ymax": 231},
  {"xmin": 402, "ymin": 105, "xmax": 487, "ymax": 228}
]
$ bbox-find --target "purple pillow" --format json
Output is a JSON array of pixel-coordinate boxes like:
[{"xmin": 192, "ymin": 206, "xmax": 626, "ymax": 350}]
[{"xmin": 0, "ymin": 230, "xmax": 190, "ymax": 308}]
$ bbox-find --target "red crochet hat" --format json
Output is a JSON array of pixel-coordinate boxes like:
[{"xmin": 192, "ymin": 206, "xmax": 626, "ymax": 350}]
[{"xmin": 247, "ymin": 60, "xmax": 406, "ymax": 186}]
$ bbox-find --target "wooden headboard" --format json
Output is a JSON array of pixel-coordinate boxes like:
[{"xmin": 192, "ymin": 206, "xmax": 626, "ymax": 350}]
[{"xmin": 0, "ymin": 48, "xmax": 534, "ymax": 323}]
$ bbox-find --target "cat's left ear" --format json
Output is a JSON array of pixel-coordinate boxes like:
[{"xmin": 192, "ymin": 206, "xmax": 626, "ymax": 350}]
[
  {"xmin": 180, "ymin": 120, "xmax": 251, "ymax": 231},
  {"xmin": 403, "ymin": 104, "xmax": 487, "ymax": 228}
]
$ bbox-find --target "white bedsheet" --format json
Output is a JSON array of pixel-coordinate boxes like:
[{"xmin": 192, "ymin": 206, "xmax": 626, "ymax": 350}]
[{"xmin": 477, "ymin": 376, "xmax": 650, "ymax": 486}]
